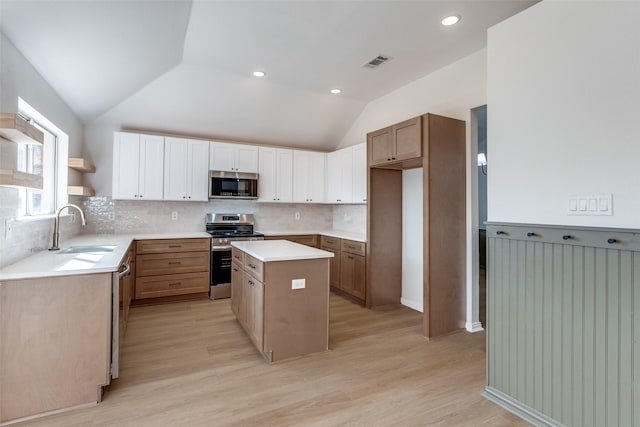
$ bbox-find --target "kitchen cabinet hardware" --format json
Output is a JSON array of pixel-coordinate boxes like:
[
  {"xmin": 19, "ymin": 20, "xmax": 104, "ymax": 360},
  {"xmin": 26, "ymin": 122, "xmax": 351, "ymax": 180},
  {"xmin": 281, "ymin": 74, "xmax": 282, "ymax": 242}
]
[
  {"xmin": 562, "ymin": 235, "xmax": 572, "ymax": 240},
  {"xmin": 168, "ymin": 245, "xmax": 182, "ymax": 248},
  {"xmin": 496, "ymin": 231, "xmax": 506, "ymax": 235},
  {"xmin": 527, "ymin": 232, "xmax": 537, "ymax": 237},
  {"xmin": 233, "ymin": 267, "xmax": 239, "ymax": 272},
  {"xmin": 248, "ymin": 263, "xmax": 256, "ymax": 269},
  {"xmin": 607, "ymin": 238, "xmax": 618, "ymax": 244},
  {"xmin": 168, "ymin": 261, "xmax": 181, "ymax": 265},
  {"xmin": 168, "ymin": 282, "xmax": 181, "ymax": 286}
]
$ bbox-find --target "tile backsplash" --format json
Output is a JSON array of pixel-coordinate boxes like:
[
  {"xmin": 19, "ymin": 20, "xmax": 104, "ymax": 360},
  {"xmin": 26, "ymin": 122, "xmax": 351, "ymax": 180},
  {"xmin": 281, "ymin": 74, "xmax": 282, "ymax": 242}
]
[
  {"xmin": 82, "ymin": 197, "xmax": 366, "ymax": 235},
  {"xmin": 0, "ymin": 189, "xmax": 84, "ymax": 268}
]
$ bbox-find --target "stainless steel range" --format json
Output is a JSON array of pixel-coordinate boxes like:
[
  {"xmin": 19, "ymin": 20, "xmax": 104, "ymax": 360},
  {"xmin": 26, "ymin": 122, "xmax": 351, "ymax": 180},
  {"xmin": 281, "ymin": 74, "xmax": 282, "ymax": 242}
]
[{"xmin": 206, "ymin": 213, "xmax": 264, "ymax": 299}]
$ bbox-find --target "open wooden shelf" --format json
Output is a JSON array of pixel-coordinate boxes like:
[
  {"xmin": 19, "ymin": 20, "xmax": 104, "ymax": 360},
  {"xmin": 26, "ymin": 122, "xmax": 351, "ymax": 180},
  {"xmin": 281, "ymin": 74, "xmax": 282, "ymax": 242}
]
[
  {"xmin": 0, "ymin": 113, "xmax": 44, "ymax": 144},
  {"xmin": 0, "ymin": 169, "xmax": 43, "ymax": 189},
  {"xmin": 68, "ymin": 158, "xmax": 96, "ymax": 173},
  {"xmin": 68, "ymin": 185, "xmax": 95, "ymax": 197}
]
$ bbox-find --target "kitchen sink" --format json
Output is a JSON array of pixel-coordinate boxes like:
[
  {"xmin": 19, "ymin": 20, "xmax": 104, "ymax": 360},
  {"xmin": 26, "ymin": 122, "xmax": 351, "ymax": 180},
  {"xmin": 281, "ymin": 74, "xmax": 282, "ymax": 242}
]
[{"xmin": 58, "ymin": 245, "xmax": 117, "ymax": 254}]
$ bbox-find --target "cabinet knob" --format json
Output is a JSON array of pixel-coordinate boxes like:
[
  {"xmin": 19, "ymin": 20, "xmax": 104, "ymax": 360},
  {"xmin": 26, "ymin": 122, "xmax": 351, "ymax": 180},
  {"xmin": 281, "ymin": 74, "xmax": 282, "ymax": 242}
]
[
  {"xmin": 134, "ymin": 195, "xmax": 138, "ymax": 198},
  {"xmin": 188, "ymin": 196, "xmax": 191, "ymax": 199},
  {"xmin": 527, "ymin": 232, "xmax": 536, "ymax": 237},
  {"xmin": 496, "ymin": 231, "xmax": 505, "ymax": 236},
  {"xmin": 562, "ymin": 235, "xmax": 572, "ymax": 240},
  {"xmin": 182, "ymin": 196, "xmax": 186, "ymax": 199},
  {"xmin": 387, "ymin": 158, "xmax": 391, "ymax": 161},
  {"xmin": 607, "ymin": 238, "xmax": 617, "ymax": 244},
  {"xmin": 140, "ymin": 195, "xmax": 143, "ymax": 198}
]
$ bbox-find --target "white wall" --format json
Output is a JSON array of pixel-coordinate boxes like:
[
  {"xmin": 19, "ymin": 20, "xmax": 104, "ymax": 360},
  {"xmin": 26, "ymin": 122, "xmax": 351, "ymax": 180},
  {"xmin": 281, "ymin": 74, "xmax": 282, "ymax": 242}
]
[
  {"xmin": 487, "ymin": 0, "xmax": 640, "ymax": 228},
  {"xmin": 401, "ymin": 168, "xmax": 423, "ymax": 312},
  {"xmin": 0, "ymin": 33, "xmax": 85, "ymax": 268},
  {"xmin": 341, "ymin": 49, "xmax": 488, "ymax": 331}
]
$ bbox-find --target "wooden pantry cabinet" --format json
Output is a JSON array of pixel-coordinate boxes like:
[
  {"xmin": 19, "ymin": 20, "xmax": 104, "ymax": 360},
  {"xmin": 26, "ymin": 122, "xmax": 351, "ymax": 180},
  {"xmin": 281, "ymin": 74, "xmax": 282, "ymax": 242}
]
[
  {"xmin": 321, "ymin": 236, "xmax": 366, "ymax": 305},
  {"xmin": 134, "ymin": 238, "xmax": 210, "ymax": 303}
]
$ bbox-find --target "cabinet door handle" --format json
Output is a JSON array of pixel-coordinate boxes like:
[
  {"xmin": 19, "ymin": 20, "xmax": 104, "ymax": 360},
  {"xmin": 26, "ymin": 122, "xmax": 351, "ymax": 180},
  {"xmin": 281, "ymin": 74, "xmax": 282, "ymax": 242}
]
[
  {"xmin": 607, "ymin": 238, "xmax": 617, "ymax": 244},
  {"xmin": 168, "ymin": 282, "xmax": 181, "ymax": 286},
  {"xmin": 233, "ymin": 267, "xmax": 238, "ymax": 272},
  {"xmin": 168, "ymin": 261, "xmax": 181, "ymax": 265},
  {"xmin": 347, "ymin": 255, "xmax": 354, "ymax": 259},
  {"xmin": 248, "ymin": 263, "xmax": 256, "ymax": 269},
  {"xmin": 168, "ymin": 245, "xmax": 182, "ymax": 248},
  {"xmin": 562, "ymin": 235, "xmax": 572, "ymax": 240}
]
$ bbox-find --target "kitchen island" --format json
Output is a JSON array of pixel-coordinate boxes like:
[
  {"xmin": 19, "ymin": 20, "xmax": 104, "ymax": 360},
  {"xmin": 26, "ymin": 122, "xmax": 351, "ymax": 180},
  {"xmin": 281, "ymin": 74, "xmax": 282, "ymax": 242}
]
[{"xmin": 230, "ymin": 240, "xmax": 334, "ymax": 363}]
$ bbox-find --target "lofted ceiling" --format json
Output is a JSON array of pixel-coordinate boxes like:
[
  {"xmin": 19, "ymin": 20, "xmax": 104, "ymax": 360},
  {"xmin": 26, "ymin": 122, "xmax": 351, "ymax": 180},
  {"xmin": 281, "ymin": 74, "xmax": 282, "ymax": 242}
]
[{"xmin": 0, "ymin": 0, "xmax": 537, "ymax": 150}]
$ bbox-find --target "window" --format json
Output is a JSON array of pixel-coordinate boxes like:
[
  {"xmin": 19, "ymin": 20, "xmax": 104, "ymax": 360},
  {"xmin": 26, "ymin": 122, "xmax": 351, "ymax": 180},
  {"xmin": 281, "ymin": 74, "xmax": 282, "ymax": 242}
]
[{"xmin": 16, "ymin": 98, "xmax": 68, "ymax": 217}]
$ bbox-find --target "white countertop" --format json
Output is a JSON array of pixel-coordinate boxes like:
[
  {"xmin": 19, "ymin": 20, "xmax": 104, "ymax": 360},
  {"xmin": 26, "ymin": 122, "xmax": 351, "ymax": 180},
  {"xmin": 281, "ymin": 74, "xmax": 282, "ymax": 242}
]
[
  {"xmin": 0, "ymin": 232, "xmax": 211, "ymax": 281},
  {"xmin": 258, "ymin": 230, "xmax": 366, "ymax": 243},
  {"xmin": 231, "ymin": 240, "xmax": 334, "ymax": 262}
]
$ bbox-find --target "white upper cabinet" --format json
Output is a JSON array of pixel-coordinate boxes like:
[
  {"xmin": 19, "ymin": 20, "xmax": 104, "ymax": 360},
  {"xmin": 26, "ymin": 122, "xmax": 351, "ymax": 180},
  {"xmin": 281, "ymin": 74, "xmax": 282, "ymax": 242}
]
[
  {"xmin": 293, "ymin": 150, "xmax": 326, "ymax": 203},
  {"xmin": 258, "ymin": 147, "xmax": 293, "ymax": 202},
  {"xmin": 113, "ymin": 132, "xmax": 164, "ymax": 200},
  {"xmin": 164, "ymin": 137, "xmax": 209, "ymax": 201},
  {"xmin": 326, "ymin": 146, "xmax": 353, "ymax": 204},
  {"xmin": 210, "ymin": 141, "xmax": 258, "ymax": 173},
  {"xmin": 352, "ymin": 143, "xmax": 367, "ymax": 204}
]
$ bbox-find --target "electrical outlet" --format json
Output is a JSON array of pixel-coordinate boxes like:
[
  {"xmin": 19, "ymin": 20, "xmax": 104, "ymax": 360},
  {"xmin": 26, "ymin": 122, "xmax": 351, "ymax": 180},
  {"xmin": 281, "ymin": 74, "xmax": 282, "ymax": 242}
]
[
  {"xmin": 171, "ymin": 211, "xmax": 178, "ymax": 221},
  {"xmin": 108, "ymin": 213, "xmax": 115, "ymax": 221},
  {"xmin": 292, "ymin": 278, "xmax": 306, "ymax": 290},
  {"xmin": 294, "ymin": 212, "xmax": 300, "ymax": 220}
]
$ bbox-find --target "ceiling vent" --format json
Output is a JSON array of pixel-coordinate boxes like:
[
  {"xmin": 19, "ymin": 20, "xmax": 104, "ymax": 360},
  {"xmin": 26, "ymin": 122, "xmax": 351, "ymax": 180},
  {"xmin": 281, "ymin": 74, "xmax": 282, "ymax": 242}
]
[{"xmin": 363, "ymin": 55, "xmax": 390, "ymax": 69}]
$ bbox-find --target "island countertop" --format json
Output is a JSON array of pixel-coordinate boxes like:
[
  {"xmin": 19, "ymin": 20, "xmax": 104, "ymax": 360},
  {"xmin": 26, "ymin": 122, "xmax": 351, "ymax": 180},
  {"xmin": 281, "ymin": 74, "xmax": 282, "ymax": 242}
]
[{"xmin": 231, "ymin": 240, "xmax": 334, "ymax": 262}]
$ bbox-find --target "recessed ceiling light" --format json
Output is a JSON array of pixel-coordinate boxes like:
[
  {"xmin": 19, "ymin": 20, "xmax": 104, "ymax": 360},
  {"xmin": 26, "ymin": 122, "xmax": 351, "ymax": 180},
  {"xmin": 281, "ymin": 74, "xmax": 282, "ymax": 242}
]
[
  {"xmin": 253, "ymin": 71, "xmax": 265, "ymax": 77},
  {"xmin": 330, "ymin": 88, "xmax": 342, "ymax": 94},
  {"xmin": 441, "ymin": 15, "xmax": 460, "ymax": 26}
]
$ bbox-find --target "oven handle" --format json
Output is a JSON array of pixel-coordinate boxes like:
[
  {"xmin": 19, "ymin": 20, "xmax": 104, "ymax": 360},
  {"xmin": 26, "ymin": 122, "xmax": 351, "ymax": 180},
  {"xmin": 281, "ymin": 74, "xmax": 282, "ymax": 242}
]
[{"xmin": 212, "ymin": 245, "xmax": 233, "ymax": 252}]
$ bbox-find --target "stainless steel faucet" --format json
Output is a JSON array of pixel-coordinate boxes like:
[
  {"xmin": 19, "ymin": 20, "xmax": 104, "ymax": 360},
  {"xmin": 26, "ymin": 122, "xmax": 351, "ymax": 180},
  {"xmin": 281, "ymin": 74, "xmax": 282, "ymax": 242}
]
[{"xmin": 49, "ymin": 204, "xmax": 87, "ymax": 250}]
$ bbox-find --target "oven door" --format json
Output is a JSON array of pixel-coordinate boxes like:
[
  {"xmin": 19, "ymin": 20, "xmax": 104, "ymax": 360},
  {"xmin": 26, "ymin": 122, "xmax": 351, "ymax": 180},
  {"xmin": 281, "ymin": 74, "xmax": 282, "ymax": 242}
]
[{"xmin": 210, "ymin": 246, "xmax": 232, "ymax": 299}]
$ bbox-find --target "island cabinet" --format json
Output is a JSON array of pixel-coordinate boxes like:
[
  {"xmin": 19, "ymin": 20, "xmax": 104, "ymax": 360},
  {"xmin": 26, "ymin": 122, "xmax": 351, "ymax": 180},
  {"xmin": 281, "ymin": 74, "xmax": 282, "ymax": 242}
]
[
  {"xmin": 230, "ymin": 240, "xmax": 332, "ymax": 363},
  {"xmin": 134, "ymin": 238, "xmax": 210, "ymax": 303}
]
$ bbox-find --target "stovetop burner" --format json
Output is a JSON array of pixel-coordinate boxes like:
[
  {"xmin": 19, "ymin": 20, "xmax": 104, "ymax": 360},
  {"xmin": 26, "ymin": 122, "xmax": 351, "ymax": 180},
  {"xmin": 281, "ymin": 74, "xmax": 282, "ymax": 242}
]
[{"xmin": 205, "ymin": 213, "xmax": 263, "ymax": 239}]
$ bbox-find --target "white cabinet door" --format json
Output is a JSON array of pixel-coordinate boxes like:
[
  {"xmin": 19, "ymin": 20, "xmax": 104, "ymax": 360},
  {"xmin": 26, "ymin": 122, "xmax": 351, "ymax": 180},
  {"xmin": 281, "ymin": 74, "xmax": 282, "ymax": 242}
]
[
  {"xmin": 293, "ymin": 151, "xmax": 326, "ymax": 203},
  {"xmin": 113, "ymin": 132, "xmax": 140, "ymax": 200},
  {"xmin": 258, "ymin": 147, "xmax": 292, "ymax": 202},
  {"xmin": 210, "ymin": 142, "xmax": 258, "ymax": 173},
  {"xmin": 293, "ymin": 151, "xmax": 311, "ymax": 202},
  {"xmin": 352, "ymin": 143, "xmax": 367, "ymax": 204},
  {"xmin": 276, "ymin": 149, "xmax": 293, "ymax": 202},
  {"xmin": 138, "ymin": 135, "xmax": 165, "ymax": 200},
  {"xmin": 163, "ymin": 137, "xmax": 188, "ymax": 201},
  {"xmin": 209, "ymin": 142, "xmax": 236, "ymax": 172},
  {"xmin": 258, "ymin": 147, "xmax": 277, "ymax": 202},
  {"xmin": 187, "ymin": 140, "xmax": 210, "ymax": 201},
  {"xmin": 309, "ymin": 152, "xmax": 326, "ymax": 203},
  {"xmin": 235, "ymin": 144, "xmax": 259, "ymax": 173},
  {"xmin": 326, "ymin": 147, "xmax": 353, "ymax": 204}
]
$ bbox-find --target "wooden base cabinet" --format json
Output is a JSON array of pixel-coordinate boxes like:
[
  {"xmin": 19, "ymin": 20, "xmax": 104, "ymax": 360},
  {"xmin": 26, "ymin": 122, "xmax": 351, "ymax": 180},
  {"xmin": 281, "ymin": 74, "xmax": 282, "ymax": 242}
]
[
  {"xmin": 134, "ymin": 238, "xmax": 210, "ymax": 303},
  {"xmin": 321, "ymin": 236, "xmax": 366, "ymax": 305}
]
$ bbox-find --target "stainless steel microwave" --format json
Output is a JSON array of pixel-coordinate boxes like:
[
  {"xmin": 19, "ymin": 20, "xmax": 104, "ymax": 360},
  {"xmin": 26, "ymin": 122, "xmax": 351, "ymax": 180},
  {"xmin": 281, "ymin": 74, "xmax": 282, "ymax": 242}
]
[{"xmin": 209, "ymin": 171, "xmax": 259, "ymax": 199}]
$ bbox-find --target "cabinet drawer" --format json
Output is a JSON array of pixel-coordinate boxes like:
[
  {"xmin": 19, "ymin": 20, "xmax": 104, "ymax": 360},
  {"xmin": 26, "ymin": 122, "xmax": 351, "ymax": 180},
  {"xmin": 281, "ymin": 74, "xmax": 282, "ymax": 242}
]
[
  {"xmin": 232, "ymin": 247, "xmax": 245, "ymax": 266},
  {"xmin": 136, "ymin": 238, "xmax": 210, "ymax": 254},
  {"xmin": 266, "ymin": 234, "xmax": 319, "ymax": 247},
  {"xmin": 136, "ymin": 252, "xmax": 209, "ymax": 276},
  {"xmin": 135, "ymin": 272, "xmax": 209, "ymax": 299},
  {"xmin": 244, "ymin": 254, "xmax": 264, "ymax": 282},
  {"xmin": 320, "ymin": 235, "xmax": 341, "ymax": 251},
  {"xmin": 341, "ymin": 239, "xmax": 365, "ymax": 256}
]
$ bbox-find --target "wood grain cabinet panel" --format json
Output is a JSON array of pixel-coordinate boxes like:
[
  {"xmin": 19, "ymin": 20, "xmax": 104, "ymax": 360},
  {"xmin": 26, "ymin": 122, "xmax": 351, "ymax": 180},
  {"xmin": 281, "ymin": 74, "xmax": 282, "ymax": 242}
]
[
  {"xmin": 136, "ymin": 238, "xmax": 210, "ymax": 254},
  {"xmin": 367, "ymin": 116, "xmax": 422, "ymax": 167},
  {"xmin": 341, "ymin": 239, "xmax": 365, "ymax": 257},
  {"xmin": 136, "ymin": 252, "xmax": 209, "ymax": 276},
  {"xmin": 265, "ymin": 234, "xmax": 319, "ymax": 248},
  {"xmin": 135, "ymin": 272, "xmax": 209, "ymax": 299},
  {"xmin": 322, "ymin": 236, "xmax": 366, "ymax": 304},
  {"xmin": 320, "ymin": 236, "xmax": 341, "ymax": 251},
  {"xmin": 134, "ymin": 237, "xmax": 211, "ymax": 303}
]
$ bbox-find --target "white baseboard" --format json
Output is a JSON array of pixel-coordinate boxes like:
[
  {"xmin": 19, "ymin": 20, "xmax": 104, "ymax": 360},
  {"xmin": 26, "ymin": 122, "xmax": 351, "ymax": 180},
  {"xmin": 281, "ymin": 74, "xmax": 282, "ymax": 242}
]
[
  {"xmin": 400, "ymin": 298, "xmax": 423, "ymax": 313},
  {"xmin": 483, "ymin": 387, "xmax": 560, "ymax": 427},
  {"xmin": 465, "ymin": 321, "xmax": 484, "ymax": 333}
]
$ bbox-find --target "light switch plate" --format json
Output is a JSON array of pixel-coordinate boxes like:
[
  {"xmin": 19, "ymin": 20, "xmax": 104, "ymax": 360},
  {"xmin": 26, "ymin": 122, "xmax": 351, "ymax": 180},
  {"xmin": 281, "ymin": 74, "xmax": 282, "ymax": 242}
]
[
  {"xmin": 292, "ymin": 278, "xmax": 305, "ymax": 290},
  {"xmin": 568, "ymin": 194, "xmax": 613, "ymax": 216}
]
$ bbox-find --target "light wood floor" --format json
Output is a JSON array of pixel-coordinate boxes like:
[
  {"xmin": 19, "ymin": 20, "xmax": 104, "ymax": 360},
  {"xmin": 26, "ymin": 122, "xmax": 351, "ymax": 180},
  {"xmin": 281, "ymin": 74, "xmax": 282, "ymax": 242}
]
[{"xmin": 18, "ymin": 294, "xmax": 527, "ymax": 426}]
